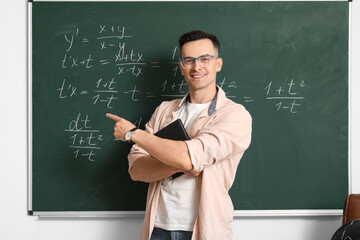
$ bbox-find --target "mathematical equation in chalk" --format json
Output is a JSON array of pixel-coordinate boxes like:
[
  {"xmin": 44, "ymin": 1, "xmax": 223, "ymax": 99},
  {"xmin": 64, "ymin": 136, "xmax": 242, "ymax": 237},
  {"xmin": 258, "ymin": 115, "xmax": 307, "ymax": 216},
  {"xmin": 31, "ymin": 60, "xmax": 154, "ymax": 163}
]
[
  {"xmin": 61, "ymin": 25, "xmax": 147, "ymax": 78},
  {"xmin": 57, "ymin": 25, "xmax": 307, "ymax": 114},
  {"xmin": 57, "ymin": 77, "xmax": 190, "ymax": 108},
  {"xmin": 264, "ymin": 79, "xmax": 306, "ymax": 114},
  {"xmin": 63, "ymin": 112, "xmax": 144, "ymax": 162},
  {"xmin": 64, "ymin": 113, "xmax": 103, "ymax": 161},
  {"xmin": 220, "ymin": 77, "xmax": 306, "ymax": 114}
]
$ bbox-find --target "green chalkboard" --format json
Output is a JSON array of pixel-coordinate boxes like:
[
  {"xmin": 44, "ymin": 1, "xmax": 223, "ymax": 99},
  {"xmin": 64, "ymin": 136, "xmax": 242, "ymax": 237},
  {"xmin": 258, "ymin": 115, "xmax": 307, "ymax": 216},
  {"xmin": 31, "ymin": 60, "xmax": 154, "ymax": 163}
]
[{"xmin": 30, "ymin": 1, "xmax": 349, "ymax": 214}]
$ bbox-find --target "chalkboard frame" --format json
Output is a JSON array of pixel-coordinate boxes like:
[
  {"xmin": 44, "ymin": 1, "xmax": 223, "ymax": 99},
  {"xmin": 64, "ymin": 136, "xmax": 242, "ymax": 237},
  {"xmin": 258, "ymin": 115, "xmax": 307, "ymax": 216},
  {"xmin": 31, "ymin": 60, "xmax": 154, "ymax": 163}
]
[{"xmin": 27, "ymin": 0, "xmax": 350, "ymax": 217}]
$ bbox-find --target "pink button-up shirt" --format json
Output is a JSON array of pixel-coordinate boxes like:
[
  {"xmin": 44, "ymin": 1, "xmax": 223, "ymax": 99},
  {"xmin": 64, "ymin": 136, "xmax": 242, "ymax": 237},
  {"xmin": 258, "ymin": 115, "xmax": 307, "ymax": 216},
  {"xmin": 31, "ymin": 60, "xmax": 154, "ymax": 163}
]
[{"xmin": 128, "ymin": 87, "xmax": 252, "ymax": 240}]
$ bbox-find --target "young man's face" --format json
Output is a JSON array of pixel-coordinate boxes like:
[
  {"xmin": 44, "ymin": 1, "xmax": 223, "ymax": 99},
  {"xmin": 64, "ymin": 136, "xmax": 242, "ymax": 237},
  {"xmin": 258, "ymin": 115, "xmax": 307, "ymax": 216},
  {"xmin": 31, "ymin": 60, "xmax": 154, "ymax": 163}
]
[{"xmin": 179, "ymin": 39, "xmax": 223, "ymax": 94}]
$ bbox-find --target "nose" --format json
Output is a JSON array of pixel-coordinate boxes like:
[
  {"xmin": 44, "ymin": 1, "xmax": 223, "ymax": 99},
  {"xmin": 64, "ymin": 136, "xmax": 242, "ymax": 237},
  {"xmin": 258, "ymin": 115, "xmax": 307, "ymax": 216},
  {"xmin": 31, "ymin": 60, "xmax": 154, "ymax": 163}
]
[{"xmin": 193, "ymin": 58, "xmax": 202, "ymax": 70}]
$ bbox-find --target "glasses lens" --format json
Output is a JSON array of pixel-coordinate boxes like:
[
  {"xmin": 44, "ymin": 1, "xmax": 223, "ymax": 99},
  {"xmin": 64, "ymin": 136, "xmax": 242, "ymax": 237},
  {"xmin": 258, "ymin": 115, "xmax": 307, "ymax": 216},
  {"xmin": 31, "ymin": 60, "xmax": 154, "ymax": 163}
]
[
  {"xmin": 199, "ymin": 56, "xmax": 212, "ymax": 67},
  {"xmin": 181, "ymin": 58, "xmax": 194, "ymax": 69}
]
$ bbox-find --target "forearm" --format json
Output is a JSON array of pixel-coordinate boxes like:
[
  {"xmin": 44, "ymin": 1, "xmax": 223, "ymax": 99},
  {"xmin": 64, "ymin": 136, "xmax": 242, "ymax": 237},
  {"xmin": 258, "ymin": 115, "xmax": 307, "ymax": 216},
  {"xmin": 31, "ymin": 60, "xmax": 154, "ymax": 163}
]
[
  {"xmin": 129, "ymin": 156, "xmax": 179, "ymax": 182},
  {"xmin": 131, "ymin": 129, "xmax": 193, "ymax": 171},
  {"xmin": 106, "ymin": 112, "xmax": 193, "ymax": 171}
]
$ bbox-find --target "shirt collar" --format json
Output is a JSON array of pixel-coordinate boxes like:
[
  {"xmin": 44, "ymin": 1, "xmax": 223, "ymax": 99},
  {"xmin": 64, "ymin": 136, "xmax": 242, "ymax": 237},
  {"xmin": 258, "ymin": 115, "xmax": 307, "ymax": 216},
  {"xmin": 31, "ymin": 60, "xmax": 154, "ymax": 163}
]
[{"xmin": 176, "ymin": 87, "xmax": 219, "ymax": 116}]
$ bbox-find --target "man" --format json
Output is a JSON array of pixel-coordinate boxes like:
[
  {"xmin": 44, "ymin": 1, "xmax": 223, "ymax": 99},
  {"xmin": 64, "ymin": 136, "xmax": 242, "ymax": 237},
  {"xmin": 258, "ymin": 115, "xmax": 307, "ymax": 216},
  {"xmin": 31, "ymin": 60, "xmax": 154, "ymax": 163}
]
[{"xmin": 107, "ymin": 30, "xmax": 252, "ymax": 240}]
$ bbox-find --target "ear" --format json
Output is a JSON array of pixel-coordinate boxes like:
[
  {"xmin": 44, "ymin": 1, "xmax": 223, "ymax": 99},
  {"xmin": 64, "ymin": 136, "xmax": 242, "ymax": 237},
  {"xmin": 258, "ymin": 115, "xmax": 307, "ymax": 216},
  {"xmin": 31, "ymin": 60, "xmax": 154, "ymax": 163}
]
[
  {"xmin": 216, "ymin": 58, "xmax": 223, "ymax": 72},
  {"xmin": 179, "ymin": 62, "xmax": 185, "ymax": 76}
]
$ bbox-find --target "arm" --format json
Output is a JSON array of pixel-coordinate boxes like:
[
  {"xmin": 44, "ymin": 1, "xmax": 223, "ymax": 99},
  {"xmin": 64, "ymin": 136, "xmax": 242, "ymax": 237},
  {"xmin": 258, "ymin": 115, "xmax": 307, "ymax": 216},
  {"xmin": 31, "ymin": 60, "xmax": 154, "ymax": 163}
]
[
  {"xmin": 107, "ymin": 113, "xmax": 193, "ymax": 171},
  {"xmin": 128, "ymin": 155, "xmax": 179, "ymax": 182},
  {"xmin": 185, "ymin": 105, "xmax": 252, "ymax": 172},
  {"xmin": 131, "ymin": 128, "xmax": 192, "ymax": 171}
]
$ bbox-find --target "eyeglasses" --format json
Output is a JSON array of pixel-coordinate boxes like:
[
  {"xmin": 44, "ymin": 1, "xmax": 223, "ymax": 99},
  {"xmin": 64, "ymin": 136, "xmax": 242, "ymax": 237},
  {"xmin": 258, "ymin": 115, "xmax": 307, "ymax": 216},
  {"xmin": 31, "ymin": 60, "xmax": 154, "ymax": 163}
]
[{"xmin": 179, "ymin": 54, "xmax": 217, "ymax": 69}]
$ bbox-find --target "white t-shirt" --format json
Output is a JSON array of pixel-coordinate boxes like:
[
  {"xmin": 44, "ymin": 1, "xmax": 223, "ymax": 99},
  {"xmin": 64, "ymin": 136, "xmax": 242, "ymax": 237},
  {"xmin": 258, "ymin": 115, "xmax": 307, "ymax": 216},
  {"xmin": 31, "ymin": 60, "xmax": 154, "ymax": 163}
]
[{"xmin": 154, "ymin": 101, "xmax": 211, "ymax": 231}]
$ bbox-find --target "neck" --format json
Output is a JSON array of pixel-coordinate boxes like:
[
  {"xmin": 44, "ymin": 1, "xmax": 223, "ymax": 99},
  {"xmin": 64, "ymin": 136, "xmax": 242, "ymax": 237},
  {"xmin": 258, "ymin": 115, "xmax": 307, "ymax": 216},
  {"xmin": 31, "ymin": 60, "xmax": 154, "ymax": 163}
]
[{"xmin": 189, "ymin": 86, "xmax": 217, "ymax": 104}]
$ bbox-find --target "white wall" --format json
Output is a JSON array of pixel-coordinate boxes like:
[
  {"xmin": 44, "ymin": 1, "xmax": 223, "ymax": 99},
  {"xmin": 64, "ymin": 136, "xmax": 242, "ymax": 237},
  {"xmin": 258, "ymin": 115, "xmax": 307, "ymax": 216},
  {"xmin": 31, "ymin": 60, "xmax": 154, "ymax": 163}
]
[{"xmin": 0, "ymin": 0, "xmax": 358, "ymax": 239}]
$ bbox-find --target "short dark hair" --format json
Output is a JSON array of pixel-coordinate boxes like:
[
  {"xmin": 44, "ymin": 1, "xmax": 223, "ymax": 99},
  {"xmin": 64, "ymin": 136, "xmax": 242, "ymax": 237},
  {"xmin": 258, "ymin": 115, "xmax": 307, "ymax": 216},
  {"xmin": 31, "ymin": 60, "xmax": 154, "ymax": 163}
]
[{"xmin": 178, "ymin": 30, "xmax": 220, "ymax": 55}]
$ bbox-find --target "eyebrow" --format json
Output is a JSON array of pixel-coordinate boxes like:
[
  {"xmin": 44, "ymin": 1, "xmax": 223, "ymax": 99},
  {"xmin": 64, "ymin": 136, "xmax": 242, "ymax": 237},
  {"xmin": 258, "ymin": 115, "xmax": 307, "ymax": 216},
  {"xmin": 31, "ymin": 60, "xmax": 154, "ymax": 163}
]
[{"xmin": 183, "ymin": 54, "xmax": 213, "ymax": 58}]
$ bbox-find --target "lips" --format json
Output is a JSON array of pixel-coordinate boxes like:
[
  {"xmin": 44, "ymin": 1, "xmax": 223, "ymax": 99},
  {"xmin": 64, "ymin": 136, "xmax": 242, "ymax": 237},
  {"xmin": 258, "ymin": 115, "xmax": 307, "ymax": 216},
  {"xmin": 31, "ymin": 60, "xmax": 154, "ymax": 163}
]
[{"xmin": 191, "ymin": 73, "xmax": 207, "ymax": 79}]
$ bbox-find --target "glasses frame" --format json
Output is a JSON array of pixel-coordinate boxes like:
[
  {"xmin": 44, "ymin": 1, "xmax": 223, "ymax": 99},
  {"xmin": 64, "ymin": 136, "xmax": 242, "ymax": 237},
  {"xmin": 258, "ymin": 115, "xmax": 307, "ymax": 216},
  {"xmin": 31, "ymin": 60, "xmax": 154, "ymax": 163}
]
[{"xmin": 179, "ymin": 54, "xmax": 217, "ymax": 69}]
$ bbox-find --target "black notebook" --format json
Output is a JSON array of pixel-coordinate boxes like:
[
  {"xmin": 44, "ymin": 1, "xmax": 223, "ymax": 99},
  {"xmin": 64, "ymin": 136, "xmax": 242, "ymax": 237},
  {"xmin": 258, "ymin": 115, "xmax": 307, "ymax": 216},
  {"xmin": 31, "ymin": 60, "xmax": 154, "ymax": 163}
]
[{"xmin": 154, "ymin": 119, "xmax": 190, "ymax": 179}]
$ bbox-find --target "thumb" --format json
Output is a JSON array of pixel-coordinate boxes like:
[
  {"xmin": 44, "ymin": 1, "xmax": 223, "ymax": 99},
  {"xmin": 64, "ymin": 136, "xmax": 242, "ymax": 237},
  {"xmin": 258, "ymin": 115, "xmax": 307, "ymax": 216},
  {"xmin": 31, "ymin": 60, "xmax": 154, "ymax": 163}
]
[{"xmin": 106, "ymin": 113, "xmax": 122, "ymax": 122}]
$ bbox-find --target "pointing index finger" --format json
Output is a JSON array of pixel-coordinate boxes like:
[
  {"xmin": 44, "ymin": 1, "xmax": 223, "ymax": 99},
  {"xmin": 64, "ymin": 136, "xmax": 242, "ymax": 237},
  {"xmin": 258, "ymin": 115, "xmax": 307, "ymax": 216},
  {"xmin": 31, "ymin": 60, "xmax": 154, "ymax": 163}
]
[{"xmin": 106, "ymin": 113, "xmax": 122, "ymax": 122}]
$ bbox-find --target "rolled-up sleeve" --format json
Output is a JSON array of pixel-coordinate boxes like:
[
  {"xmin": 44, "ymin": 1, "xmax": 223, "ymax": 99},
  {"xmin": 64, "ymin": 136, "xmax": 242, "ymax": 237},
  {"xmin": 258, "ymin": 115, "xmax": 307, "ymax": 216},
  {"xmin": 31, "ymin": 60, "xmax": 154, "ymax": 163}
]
[{"xmin": 185, "ymin": 105, "xmax": 252, "ymax": 172}]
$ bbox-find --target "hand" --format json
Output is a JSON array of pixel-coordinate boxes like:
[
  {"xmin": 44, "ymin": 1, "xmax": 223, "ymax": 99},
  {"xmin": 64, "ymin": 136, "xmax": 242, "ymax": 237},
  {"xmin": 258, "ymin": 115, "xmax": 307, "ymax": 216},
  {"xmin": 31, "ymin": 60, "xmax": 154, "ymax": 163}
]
[{"xmin": 106, "ymin": 113, "xmax": 136, "ymax": 141}]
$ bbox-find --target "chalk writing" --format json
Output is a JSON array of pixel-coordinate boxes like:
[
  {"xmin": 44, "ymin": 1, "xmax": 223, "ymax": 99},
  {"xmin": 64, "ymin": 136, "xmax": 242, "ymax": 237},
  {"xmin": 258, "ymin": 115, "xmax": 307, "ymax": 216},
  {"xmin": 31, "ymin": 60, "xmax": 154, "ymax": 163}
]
[
  {"xmin": 56, "ymin": 25, "xmax": 309, "ymax": 162},
  {"xmin": 57, "ymin": 26, "xmax": 258, "ymax": 105},
  {"xmin": 61, "ymin": 53, "xmax": 94, "ymax": 69},
  {"xmin": 98, "ymin": 25, "xmax": 132, "ymax": 39},
  {"xmin": 92, "ymin": 78, "xmax": 118, "ymax": 108},
  {"xmin": 64, "ymin": 113, "xmax": 103, "ymax": 161},
  {"xmin": 160, "ymin": 79, "xmax": 188, "ymax": 97},
  {"xmin": 218, "ymin": 78, "xmax": 238, "ymax": 99},
  {"xmin": 265, "ymin": 79, "xmax": 306, "ymax": 113},
  {"xmin": 123, "ymin": 85, "xmax": 140, "ymax": 102},
  {"xmin": 64, "ymin": 28, "xmax": 79, "ymax": 52}
]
